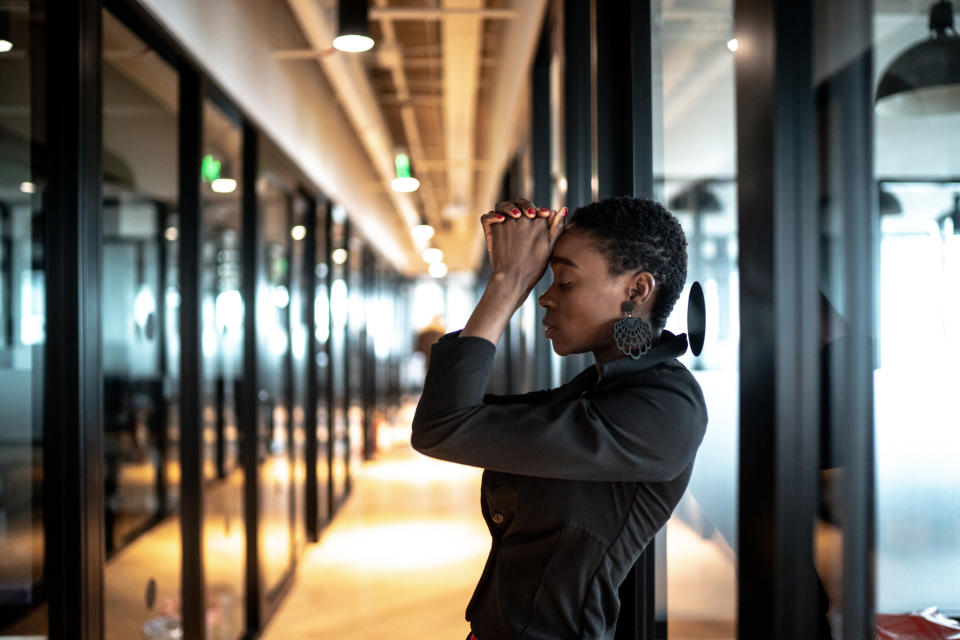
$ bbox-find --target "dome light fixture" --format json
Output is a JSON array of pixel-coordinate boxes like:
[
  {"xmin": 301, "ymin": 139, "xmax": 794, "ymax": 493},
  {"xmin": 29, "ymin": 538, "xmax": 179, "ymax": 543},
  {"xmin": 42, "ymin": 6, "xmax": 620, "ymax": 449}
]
[
  {"xmin": 0, "ymin": 13, "xmax": 12, "ymax": 53},
  {"xmin": 412, "ymin": 224, "xmax": 435, "ymax": 244},
  {"xmin": 875, "ymin": 0, "xmax": 960, "ymax": 115},
  {"xmin": 333, "ymin": 0, "xmax": 374, "ymax": 53},
  {"xmin": 422, "ymin": 247, "xmax": 443, "ymax": 264},
  {"xmin": 211, "ymin": 178, "xmax": 237, "ymax": 194},
  {"xmin": 391, "ymin": 153, "xmax": 420, "ymax": 193}
]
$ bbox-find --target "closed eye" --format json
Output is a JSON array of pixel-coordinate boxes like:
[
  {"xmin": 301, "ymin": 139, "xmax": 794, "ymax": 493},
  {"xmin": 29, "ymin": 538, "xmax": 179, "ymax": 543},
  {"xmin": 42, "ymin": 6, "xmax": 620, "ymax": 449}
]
[{"xmin": 557, "ymin": 281, "xmax": 572, "ymax": 290}]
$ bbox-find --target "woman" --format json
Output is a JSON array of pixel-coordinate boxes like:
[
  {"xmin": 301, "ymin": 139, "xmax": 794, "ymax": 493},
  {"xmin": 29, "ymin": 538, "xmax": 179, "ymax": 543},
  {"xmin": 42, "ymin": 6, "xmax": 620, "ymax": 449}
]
[{"xmin": 412, "ymin": 196, "xmax": 708, "ymax": 640}]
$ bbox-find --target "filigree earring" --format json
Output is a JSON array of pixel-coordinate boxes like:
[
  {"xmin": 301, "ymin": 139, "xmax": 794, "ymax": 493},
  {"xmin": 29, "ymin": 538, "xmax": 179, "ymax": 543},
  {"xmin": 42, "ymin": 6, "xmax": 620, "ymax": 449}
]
[{"xmin": 613, "ymin": 301, "xmax": 652, "ymax": 359}]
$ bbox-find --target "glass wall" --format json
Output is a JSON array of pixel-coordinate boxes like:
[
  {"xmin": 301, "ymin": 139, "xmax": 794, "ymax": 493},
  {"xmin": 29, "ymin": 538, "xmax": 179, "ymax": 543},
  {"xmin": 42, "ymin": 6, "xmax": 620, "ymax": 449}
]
[
  {"xmin": 0, "ymin": 4, "xmax": 46, "ymax": 635},
  {"xmin": 290, "ymin": 194, "xmax": 309, "ymax": 557},
  {"xmin": 100, "ymin": 10, "xmax": 183, "ymax": 639},
  {"xmin": 314, "ymin": 203, "xmax": 331, "ymax": 525},
  {"xmin": 329, "ymin": 208, "xmax": 349, "ymax": 507},
  {"xmin": 871, "ymin": 1, "xmax": 960, "ymax": 620},
  {"xmin": 655, "ymin": 1, "xmax": 739, "ymax": 637},
  {"xmin": 201, "ymin": 99, "xmax": 245, "ymax": 640},
  {"xmin": 256, "ymin": 135, "xmax": 295, "ymax": 598}
]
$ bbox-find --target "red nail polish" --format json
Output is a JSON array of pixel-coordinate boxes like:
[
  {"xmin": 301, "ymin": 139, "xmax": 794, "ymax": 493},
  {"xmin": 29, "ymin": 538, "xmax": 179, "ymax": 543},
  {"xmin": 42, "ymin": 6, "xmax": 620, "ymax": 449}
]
[
  {"xmin": 562, "ymin": 207, "xmax": 568, "ymax": 216},
  {"xmin": 512, "ymin": 208, "xmax": 521, "ymax": 215},
  {"xmin": 527, "ymin": 207, "xmax": 535, "ymax": 215},
  {"xmin": 497, "ymin": 215, "xmax": 505, "ymax": 220}
]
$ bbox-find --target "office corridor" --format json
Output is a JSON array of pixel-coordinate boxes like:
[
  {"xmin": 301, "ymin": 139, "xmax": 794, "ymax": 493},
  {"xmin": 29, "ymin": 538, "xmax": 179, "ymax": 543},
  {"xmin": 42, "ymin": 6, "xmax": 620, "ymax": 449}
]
[{"xmin": 261, "ymin": 431, "xmax": 489, "ymax": 640}]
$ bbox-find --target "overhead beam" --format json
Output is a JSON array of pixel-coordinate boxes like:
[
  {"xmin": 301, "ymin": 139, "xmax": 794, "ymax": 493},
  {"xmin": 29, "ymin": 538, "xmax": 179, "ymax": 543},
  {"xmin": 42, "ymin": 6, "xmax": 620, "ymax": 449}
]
[{"xmin": 370, "ymin": 7, "xmax": 515, "ymax": 19}]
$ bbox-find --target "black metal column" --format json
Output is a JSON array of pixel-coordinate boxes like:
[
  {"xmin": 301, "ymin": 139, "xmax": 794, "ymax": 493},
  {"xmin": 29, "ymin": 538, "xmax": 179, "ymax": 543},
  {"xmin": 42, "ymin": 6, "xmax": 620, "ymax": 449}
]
[
  {"xmin": 43, "ymin": 1, "xmax": 105, "ymax": 636},
  {"xmin": 734, "ymin": 0, "xmax": 821, "ymax": 638},
  {"xmin": 178, "ymin": 66, "xmax": 205, "ymax": 640},
  {"xmin": 594, "ymin": 1, "xmax": 658, "ymax": 638},
  {"xmin": 561, "ymin": 0, "xmax": 595, "ymax": 382},
  {"xmin": 815, "ymin": 1, "xmax": 876, "ymax": 637},
  {"xmin": 324, "ymin": 203, "xmax": 336, "ymax": 521},
  {"xmin": 240, "ymin": 121, "xmax": 262, "ymax": 634},
  {"xmin": 303, "ymin": 194, "xmax": 320, "ymax": 541},
  {"xmin": 531, "ymin": 14, "xmax": 554, "ymax": 393}
]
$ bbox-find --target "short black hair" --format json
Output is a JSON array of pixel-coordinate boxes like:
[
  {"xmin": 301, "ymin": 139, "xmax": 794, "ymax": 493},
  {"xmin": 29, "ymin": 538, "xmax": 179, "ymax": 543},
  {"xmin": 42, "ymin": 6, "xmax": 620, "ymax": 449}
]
[{"xmin": 568, "ymin": 196, "xmax": 687, "ymax": 330}]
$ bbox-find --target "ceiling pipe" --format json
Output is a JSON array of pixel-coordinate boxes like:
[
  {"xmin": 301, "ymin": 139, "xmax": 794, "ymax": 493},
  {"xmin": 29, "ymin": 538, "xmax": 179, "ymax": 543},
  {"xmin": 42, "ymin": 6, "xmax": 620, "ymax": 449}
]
[
  {"xmin": 370, "ymin": 0, "xmax": 443, "ymax": 228},
  {"xmin": 442, "ymin": 0, "xmax": 484, "ymax": 219},
  {"xmin": 469, "ymin": 0, "xmax": 550, "ymax": 267},
  {"xmin": 285, "ymin": 0, "xmax": 423, "ymax": 242}
]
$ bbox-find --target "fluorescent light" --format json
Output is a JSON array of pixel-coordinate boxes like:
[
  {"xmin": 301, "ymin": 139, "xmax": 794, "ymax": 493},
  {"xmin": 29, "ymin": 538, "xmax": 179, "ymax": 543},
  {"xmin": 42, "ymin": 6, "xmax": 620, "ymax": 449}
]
[
  {"xmin": 0, "ymin": 40, "xmax": 12, "ymax": 54},
  {"xmin": 428, "ymin": 262, "xmax": 447, "ymax": 278},
  {"xmin": 211, "ymin": 178, "xmax": 237, "ymax": 193},
  {"xmin": 422, "ymin": 247, "xmax": 443, "ymax": 264},
  {"xmin": 333, "ymin": 34, "xmax": 374, "ymax": 53},
  {"xmin": 291, "ymin": 224, "xmax": 307, "ymax": 241},
  {"xmin": 332, "ymin": 248, "xmax": 348, "ymax": 264},
  {"xmin": 391, "ymin": 176, "xmax": 420, "ymax": 193},
  {"xmin": 412, "ymin": 224, "xmax": 435, "ymax": 243},
  {"xmin": 19, "ymin": 181, "xmax": 35, "ymax": 194},
  {"xmin": 727, "ymin": 38, "xmax": 739, "ymax": 52}
]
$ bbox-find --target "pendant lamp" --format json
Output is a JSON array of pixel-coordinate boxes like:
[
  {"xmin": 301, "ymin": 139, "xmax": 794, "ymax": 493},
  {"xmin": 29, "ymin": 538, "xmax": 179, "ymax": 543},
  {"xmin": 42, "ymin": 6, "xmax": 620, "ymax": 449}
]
[
  {"xmin": 0, "ymin": 12, "xmax": 13, "ymax": 53},
  {"xmin": 333, "ymin": 0, "xmax": 374, "ymax": 53},
  {"xmin": 875, "ymin": 1, "xmax": 960, "ymax": 115}
]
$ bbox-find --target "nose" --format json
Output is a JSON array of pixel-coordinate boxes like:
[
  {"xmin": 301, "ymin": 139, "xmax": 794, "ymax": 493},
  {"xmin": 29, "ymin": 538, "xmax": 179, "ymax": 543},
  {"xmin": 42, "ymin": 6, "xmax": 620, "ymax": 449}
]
[{"xmin": 538, "ymin": 287, "xmax": 555, "ymax": 309}]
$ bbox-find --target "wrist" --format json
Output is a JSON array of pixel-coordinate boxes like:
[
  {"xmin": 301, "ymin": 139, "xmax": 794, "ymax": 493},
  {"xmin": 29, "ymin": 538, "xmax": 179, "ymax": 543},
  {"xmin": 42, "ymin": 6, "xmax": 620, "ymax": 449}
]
[{"xmin": 488, "ymin": 271, "xmax": 529, "ymax": 301}]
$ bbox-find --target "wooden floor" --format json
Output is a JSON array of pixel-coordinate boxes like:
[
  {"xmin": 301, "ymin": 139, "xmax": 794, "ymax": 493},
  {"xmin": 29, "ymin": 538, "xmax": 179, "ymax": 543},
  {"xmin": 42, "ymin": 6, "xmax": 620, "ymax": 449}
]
[
  {"xmin": 261, "ymin": 445, "xmax": 489, "ymax": 640},
  {"xmin": 262, "ymin": 439, "xmax": 736, "ymax": 640}
]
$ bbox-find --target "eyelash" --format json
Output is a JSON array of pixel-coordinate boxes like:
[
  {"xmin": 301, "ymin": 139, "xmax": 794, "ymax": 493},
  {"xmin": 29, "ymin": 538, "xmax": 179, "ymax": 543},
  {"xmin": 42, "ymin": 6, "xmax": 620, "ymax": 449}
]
[{"xmin": 557, "ymin": 281, "xmax": 572, "ymax": 290}]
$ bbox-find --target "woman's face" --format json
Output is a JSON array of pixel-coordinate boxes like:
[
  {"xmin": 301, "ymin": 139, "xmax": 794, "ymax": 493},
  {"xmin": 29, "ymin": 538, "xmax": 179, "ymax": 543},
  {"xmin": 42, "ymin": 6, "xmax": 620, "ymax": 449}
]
[{"xmin": 538, "ymin": 227, "xmax": 653, "ymax": 363}]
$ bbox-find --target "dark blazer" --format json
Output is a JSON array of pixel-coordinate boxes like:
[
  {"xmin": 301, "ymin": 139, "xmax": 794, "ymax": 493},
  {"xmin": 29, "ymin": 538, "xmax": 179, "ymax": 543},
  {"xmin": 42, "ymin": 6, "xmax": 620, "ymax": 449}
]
[{"xmin": 412, "ymin": 330, "xmax": 708, "ymax": 640}]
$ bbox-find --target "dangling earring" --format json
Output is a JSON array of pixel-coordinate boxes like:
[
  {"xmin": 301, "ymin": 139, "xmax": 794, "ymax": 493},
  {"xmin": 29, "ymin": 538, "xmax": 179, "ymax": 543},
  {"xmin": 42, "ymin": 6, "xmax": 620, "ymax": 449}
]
[{"xmin": 613, "ymin": 301, "xmax": 653, "ymax": 359}]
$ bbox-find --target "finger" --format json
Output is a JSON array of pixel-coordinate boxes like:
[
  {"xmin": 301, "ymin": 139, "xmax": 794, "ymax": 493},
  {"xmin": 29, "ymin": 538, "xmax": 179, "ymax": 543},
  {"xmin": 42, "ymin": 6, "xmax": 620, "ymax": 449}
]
[
  {"xmin": 495, "ymin": 201, "xmax": 523, "ymax": 218},
  {"xmin": 513, "ymin": 197, "xmax": 536, "ymax": 218},
  {"xmin": 536, "ymin": 207, "xmax": 551, "ymax": 218},
  {"xmin": 481, "ymin": 211, "xmax": 506, "ymax": 227},
  {"xmin": 548, "ymin": 207, "xmax": 567, "ymax": 242}
]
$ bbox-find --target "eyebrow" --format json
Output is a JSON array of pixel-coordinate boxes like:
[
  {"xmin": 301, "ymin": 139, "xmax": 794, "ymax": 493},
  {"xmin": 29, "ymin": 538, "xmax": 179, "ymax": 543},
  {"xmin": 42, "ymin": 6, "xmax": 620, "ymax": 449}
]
[{"xmin": 549, "ymin": 255, "xmax": 579, "ymax": 268}]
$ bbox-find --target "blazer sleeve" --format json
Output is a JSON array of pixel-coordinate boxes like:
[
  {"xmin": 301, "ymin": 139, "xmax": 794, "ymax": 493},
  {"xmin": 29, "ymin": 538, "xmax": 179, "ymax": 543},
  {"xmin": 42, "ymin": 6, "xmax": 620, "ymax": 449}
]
[{"xmin": 411, "ymin": 332, "xmax": 708, "ymax": 482}]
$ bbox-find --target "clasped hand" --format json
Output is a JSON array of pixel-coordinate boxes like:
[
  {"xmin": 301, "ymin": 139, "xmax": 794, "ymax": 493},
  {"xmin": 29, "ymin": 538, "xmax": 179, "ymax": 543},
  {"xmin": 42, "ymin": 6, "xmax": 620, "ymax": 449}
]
[{"xmin": 481, "ymin": 198, "xmax": 566, "ymax": 293}]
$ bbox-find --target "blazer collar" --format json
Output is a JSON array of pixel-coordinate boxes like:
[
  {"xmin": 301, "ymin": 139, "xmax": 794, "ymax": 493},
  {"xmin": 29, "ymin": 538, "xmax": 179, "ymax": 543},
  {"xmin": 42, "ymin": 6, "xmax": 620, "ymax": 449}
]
[{"xmin": 595, "ymin": 330, "xmax": 689, "ymax": 382}]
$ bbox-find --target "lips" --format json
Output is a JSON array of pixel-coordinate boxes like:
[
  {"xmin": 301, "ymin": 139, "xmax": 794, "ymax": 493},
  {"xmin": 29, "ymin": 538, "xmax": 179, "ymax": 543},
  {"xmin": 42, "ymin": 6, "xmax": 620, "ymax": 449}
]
[{"xmin": 542, "ymin": 318, "xmax": 558, "ymax": 338}]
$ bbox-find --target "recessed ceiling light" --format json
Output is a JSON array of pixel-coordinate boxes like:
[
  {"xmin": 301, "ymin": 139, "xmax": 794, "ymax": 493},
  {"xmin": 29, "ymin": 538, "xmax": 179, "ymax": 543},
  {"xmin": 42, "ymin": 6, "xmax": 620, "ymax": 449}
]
[
  {"xmin": 332, "ymin": 248, "xmax": 348, "ymax": 264},
  {"xmin": 429, "ymin": 262, "xmax": 448, "ymax": 278},
  {"xmin": 291, "ymin": 224, "xmax": 307, "ymax": 241},
  {"xmin": 19, "ymin": 181, "xmax": 36, "ymax": 194},
  {"xmin": 412, "ymin": 224, "xmax": 435, "ymax": 243},
  {"xmin": 422, "ymin": 248, "xmax": 443, "ymax": 264},
  {"xmin": 211, "ymin": 178, "xmax": 237, "ymax": 193}
]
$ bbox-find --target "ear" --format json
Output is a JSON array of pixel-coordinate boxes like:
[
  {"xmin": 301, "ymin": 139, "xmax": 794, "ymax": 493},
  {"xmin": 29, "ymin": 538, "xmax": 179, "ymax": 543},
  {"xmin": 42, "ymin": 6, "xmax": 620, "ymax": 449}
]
[{"xmin": 628, "ymin": 271, "xmax": 656, "ymax": 306}]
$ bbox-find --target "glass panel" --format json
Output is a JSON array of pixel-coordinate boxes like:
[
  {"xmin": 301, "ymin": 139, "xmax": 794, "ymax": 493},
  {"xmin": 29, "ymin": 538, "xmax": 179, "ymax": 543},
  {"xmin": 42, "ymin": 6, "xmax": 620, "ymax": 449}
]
[
  {"xmin": 202, "ymin": 99, "xmax": 245, "ymax": 640},
  {"xmin": 256, "ymin": 136, "xmax": 294, "ymax": 595},
  {"xmin": 655, "ymin": 0, "xmax": 739, "ymax": 636},
  {"xmin": 330, "ymin": 208, "xmax": 348, "ymax": 506},
  {"xmin": 346, "ymin": 236, "xmax": 365, "ymax": 473},
  {"xmin": 0, "ymin": 4, "xmax": 46, "ymax": 635},
  {"xmin": 100, "ymin": 10, "xmax": 182, "ymax": 639},
  {"xmin": 290, "ymin": 195, "xmax": 308, "ymax": 557},
  {"xmin": 872, "ymin": 2, "xmax": 960, "ymax": 621},
  {"xmin": 314, "ymin": 205, "xmax": 331, "ymax": 526}
]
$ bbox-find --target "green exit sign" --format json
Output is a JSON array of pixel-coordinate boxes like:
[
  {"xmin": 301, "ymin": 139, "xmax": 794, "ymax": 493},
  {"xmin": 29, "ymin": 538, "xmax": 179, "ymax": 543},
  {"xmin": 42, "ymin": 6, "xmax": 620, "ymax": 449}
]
[{"xmin": 201, "ymin": 155, "xmax": 221, "ymax": 183}]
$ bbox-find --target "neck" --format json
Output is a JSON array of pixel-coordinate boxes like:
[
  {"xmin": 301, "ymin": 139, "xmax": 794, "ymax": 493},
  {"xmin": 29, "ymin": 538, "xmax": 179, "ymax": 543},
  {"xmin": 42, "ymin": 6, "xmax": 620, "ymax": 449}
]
[{"xmin": 592, "ymin": 329, "xmax": 662, "ymax": 365}]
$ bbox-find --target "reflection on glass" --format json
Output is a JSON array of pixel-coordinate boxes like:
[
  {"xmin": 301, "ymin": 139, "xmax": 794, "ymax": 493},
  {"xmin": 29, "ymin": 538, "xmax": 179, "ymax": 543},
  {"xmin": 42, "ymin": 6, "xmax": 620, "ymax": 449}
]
[
  {"xmin": 290, "ymin": 195, "xmax": 308, "ymax": 558},
  {"xmin": 257, "ymin": 136, "xmax": 295, "ymax": 595},
  {"xmin": 101, "ymin": 11, "xmax": 183, "ymax": 639},
  {"xmin": 656, "ymin": 1, "xmax": 738, "ymax": 637},
  {"xmin": 202, "ymin": 99, "xmax": 245, "ymax": 640},
  {"xmin": 0, "ymin": 4, "xmax": 46, "ymax": 635}
]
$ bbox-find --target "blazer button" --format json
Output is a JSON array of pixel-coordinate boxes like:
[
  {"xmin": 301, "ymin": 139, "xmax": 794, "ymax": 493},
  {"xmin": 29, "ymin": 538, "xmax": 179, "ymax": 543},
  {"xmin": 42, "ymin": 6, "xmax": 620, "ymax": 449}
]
[{"xmin": 491, "ymin": 512, "xmax": 505, "ymax": 524}]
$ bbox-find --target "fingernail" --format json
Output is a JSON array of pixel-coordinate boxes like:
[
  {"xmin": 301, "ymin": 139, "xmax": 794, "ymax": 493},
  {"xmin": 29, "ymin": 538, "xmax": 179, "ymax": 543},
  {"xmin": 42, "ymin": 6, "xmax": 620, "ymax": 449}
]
[
  {"xmin": 497, "ymin": 214, "xmax": 505, "ymax": 220},
  {"xmin": 527, "ymin": 207, "xmax": 535, "ymax": 215},
  {"xmin": 562, "ymin": 207, "xmax": 568, "ymax": 216},
  {"xmin": 512, "ymin": 208, "xmax": 521, "ymax": 214}
]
